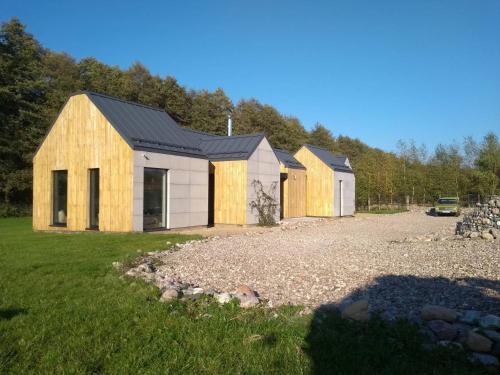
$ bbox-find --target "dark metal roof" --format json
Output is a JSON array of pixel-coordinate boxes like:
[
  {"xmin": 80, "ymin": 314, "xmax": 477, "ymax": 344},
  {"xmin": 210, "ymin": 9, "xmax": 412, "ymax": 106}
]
[
  {"xmin": 303, "ymin": 144, "xmax": 353, "ymax": 173},
  {"xmin": 39, "ymin": 91, "xmax": 272, "ymax": 162},
  {"xmin": 179, "ymin": 127, "xmax": 267, "ymax": 161},
  {"xmin": 84, "ymin": 91, "xmax": 206, "ymax": 158},
  {"xmin": 273, "ymin": 148, "xmax": 306, "ymax": 170},
  {"xmin": 199, "ymin": 134, "xmax": 266, "ymax": 161}
]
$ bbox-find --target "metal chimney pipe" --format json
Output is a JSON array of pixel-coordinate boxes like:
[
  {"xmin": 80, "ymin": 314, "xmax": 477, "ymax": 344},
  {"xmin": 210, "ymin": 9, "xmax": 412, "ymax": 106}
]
[{"xmin": 227, "ymin": 111, "xmax": 232, "ymax": 136}]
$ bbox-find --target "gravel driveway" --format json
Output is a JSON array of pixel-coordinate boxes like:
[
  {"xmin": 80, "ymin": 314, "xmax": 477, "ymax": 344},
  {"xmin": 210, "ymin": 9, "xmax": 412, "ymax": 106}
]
[{"xmin": 154, "ymin": 210, "xmax": 500, "ymax": 319}]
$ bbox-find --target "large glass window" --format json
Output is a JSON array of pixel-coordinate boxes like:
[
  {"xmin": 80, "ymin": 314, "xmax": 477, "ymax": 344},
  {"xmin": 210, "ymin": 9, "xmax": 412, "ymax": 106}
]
[
  {"xmin": 143, "ymin": 168, "xmax": 167, "ymax": 230},
  {"xmin": 52, "ymin": 170, "xmax": 68, "ymax": 226},
  {"xmin": 89, "ymin": 169, "xmax": 99, "ymax": 229}
]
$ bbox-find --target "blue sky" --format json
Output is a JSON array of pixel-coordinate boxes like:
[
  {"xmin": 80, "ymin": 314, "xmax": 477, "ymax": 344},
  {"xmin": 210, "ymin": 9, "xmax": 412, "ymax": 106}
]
[{"xmin": 1, "ymin": 0, "xmax": 499, "ymax": 152}]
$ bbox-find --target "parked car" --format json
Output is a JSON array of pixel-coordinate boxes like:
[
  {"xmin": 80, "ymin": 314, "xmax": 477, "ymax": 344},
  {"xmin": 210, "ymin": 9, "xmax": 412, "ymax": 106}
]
[{"xmin": 434, "ymin": 197, "xmax": 460, "ymax": 216}]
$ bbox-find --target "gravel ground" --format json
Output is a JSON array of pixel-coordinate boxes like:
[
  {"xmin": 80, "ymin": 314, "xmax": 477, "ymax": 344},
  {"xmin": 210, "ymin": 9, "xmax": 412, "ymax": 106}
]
[{"xmin": 153, "ymin": 210, "xmax": 500, "ymax": 320}]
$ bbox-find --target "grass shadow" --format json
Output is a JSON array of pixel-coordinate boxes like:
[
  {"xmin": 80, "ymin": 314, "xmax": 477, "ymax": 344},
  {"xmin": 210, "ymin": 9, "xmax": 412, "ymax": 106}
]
[
  {"xmin": 0, "ymin": 308, "xmax": 27, "ymax": 320},
  {"xmin": 304, "ymin": 274, "xmax": 498, "ymax": 374}
]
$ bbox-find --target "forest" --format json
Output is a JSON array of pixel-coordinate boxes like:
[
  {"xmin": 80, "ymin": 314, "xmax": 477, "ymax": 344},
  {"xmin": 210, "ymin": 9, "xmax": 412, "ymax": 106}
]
[{"xmin": 1, "ymin": 18, "xmax": 499, "ymax": 215}]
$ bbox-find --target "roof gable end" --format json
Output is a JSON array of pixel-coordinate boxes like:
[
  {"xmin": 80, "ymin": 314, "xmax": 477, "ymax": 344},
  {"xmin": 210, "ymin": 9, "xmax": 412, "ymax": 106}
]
[{"xmin": 303, "ymin": 144, "xmax": 353, "ymax": 173}]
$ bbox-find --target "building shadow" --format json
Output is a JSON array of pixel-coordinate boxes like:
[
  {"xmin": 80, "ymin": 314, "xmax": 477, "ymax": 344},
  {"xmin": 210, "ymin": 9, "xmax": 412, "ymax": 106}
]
[{"xmin": 303, "ymin": 274, "xmax": 499, "ymax": 374}]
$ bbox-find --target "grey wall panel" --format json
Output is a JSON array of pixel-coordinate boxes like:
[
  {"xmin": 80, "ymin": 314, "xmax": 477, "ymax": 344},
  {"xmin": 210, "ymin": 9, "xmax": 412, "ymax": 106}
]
[
  {"xmin": 333, "ymin": 171, "xmax": 356, "ymax": 216},
  {"xmin": 133, "ymin": 151, "xmax": 209, "ymax": 231},
  {"xmin": 246, "ymin": 138, "xmax": 281, "ymax": 224}
]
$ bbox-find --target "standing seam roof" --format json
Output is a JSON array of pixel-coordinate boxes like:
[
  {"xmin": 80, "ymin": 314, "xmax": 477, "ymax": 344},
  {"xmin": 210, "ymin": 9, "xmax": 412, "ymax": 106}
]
[
  {"xmin": 273, "ymin": 148, "xmax": 306, "ymax": 169},
  {"xmin": 84, "ymin": 91, "xmax": 206, "ymax": 158},
  {"xmin": 303, "ymin": 144, "xmax": 353, "ymax": 173},
  {"xmin": 46, "ymin": 91, "xmax": 275, "ymax": 162}
]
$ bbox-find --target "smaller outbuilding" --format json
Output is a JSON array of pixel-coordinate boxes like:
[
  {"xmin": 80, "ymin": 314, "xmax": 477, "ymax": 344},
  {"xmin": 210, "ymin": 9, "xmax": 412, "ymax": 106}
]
[
  {"xmin": 273, "ymin": 149, "xmax": 307, "ymax": 219},
  {"xmin": 294, "ymin": 144, "xmax": 355, "ymax": 217},
  {"xmin": 185, "ymin": 130, "xmax": 281, "ymax": 225}
]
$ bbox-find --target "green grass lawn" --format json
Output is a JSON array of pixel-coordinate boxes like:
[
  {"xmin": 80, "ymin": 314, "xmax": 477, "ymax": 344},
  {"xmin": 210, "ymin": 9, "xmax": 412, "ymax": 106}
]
[{"xmin": 0, "ymin": 218, "xmax": 487, "ymax": 374}]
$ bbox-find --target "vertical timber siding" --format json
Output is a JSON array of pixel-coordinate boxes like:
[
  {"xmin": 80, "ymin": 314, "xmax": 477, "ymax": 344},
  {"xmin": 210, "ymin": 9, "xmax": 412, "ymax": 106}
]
[
  {"xmin": 294, "ymin": 147, "xmax": 333, "ymax": 217},
  {"xmin": 282, "ymin": 167, "xmax": 307, "ymax": 218},
  {"xmin": 213, "ymin": 160, "xmax": 247, "ymax": 224},
  {"xmin": 33, "ymin": 94, "xmax": 134, "ymax": 231}
]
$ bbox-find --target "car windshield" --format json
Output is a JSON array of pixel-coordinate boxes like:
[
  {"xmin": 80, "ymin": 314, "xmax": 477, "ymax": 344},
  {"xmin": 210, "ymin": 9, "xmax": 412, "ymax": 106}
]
[{"xmin": 438, "ymin": 198, "xmax": 457, "ymax": 205}]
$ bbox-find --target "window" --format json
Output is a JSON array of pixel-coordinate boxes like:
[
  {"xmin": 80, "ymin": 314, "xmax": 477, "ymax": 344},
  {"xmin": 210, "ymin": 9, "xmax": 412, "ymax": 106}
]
[
  {"xmin": 89, "ymin": 169, "xmax": 99, "ymax": 229},
  {"xmin": 143, "ymin": 168, "xmax": 167, "ymax": 230},
  {"xmin": 52, "ymin": 170, "xmax": 68, "ymax": 226}
]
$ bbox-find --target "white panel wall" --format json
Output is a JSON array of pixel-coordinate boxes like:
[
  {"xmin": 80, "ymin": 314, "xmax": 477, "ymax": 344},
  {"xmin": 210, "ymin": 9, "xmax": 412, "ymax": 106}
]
[
  {"xmin": 133, "ymin": 151, "xmax": 209, "ymax": 231},
  {"xmin": 246, "ymin": 139, "xmax": 281, "ymax": 224},
  {"xmin": 333, "ymin": 170, "xmax": 356, "ymax": 216}
]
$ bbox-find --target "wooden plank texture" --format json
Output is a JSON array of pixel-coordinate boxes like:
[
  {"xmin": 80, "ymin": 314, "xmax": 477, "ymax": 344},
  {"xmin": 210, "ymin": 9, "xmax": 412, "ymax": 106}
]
[
  {"xmin": 282, "ymin": 167, "xmax": 307, "ymax": 218},
  {"xmin": 33, "ymin": 94, "xmax": 134, "ymax": 232},
  {"xmin": 294, "ymin": 147, "xmax": 333, "ymax": 216},
  {"xmin": 212, "ymin": 160, "xmax": 247, "ymax": 224}
]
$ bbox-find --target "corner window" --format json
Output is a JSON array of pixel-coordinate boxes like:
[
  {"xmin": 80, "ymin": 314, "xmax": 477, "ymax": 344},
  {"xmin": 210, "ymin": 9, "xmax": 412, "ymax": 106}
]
[
  {"xmin": 143, "ymin": 168, "xmax": 167, "ymax": 230},
  {"xmin": 52, "ymin": 170, "xmax": 68, "ymax": 226}
]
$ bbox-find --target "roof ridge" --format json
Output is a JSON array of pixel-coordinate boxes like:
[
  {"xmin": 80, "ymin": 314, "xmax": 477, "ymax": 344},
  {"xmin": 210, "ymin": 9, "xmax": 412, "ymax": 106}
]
[
  {"xmin": 202, "ymin": 133, "xmax": 265, "ymax": 142},
  {"xmin": 79, "ymin": 90, "xmax": 167, "ymax": 113},
  {"xmin": 181, "ymin": 127, "xmax": 223, "ymax": 138},
  {"xmin": 304, "ymin": 144, "xmax": 347, "ymax": 159},
  {"xmin": 304, "ymin": 143, "xmax": 329, "ymax": 151}
]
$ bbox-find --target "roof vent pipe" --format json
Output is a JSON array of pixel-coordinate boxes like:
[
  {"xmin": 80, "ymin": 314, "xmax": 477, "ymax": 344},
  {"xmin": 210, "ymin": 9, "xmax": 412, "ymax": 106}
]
[{"xmin": 227, "ymin": 109, "xmax": 232, "ymax": 137}]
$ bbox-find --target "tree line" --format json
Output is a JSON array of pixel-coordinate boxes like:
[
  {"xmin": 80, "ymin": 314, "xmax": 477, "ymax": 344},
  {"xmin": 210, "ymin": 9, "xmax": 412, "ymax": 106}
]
[{"xmin": 0, "ymin": 18, "xmax": 499, "ymax": 214}]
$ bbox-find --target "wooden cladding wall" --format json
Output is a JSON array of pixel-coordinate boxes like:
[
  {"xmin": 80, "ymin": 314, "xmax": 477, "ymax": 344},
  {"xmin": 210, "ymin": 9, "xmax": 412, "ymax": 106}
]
[
  {"xmin": 212, "ymin": 160, "xmax": 247, "ymax": 225},
  {"xmin": 282, "ymin": 167, "xmax": 307, "ymax": 218},
  {"xmin": 33, "ymin": 94, "xmax": 134, "ymax": 232},
  {"xmin": 294, "ymin": 147, "xmax": 333, "ymax": 217}
]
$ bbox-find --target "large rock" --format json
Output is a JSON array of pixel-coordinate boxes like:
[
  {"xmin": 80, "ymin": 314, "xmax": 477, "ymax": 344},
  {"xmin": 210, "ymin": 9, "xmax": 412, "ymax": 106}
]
[
  {"xmin": 421, "ymin": 305, "xmax": 457, "ymax": 322},
  {"xmin": 459, "ymin": 310, "xmax": 481, "ymax": 324},
  {"xmin": 479, "ymin": 314, "xmax": 500, "ymax": 329},
  {"xmin": 492, "ymin": 342, "xmax": 500, "ymax": 357},
  {"xmin": 451, "ymin": 323, "xmax": 471, "ymax": 343},
  {"xmin": 341, "ymin": 299, "xmax": 370, "ymax": 321},
  {"xmin": 466, "ymin": 331, "xmax": 493, "ymax": 353},
  {"xmin": 483, "ymin": 330, "xmax": 500, "ymax": 343},
  {"xmin": 481, "ymin": 231, "xmax": 494, "ymax": 240},
  {"xmin": 234, "ymin": 285, "xmax": 259, "ymax": 308},
  {"xmin": 160, "ymin": 288, "xmax": 179, "ymax": 302},
  {"xmin": 428, "ymin": 320, "xmax": 458, "ymax": 341},
  {"xmin": 471, "ymin": 353, "xmax": 499, "ymax": 367}
]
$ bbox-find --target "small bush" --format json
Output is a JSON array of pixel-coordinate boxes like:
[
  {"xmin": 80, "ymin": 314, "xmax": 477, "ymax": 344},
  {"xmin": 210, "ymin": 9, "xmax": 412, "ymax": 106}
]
[
  {"xmin": 249, "ymin": 180, "xmax": 278, "ymax": 226},
  {"xmin": 0, "ymin": 203, "xmax": 32, "ymax": 217}
]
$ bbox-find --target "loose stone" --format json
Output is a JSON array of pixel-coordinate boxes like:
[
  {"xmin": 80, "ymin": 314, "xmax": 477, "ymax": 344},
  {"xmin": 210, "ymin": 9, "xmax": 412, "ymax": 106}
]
[{"xmin": 421, "ymin": 305, "xmax": 457, "ymax": 322}]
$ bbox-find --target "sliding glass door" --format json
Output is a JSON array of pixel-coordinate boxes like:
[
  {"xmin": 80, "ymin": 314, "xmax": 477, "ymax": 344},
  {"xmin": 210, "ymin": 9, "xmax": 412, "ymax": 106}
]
[
  {"xmin": 143, "ymin": 168, "xmax": 167, "ymax": 230},
  {"xmin": 89, "ymin": 169, "xmax": 99, "ymax": 229}
]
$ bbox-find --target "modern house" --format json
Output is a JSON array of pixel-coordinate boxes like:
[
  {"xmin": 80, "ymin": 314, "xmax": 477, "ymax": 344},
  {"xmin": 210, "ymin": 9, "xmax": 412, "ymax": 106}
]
[
  {"xmin": 33, "ymin": 91, "xmax": 280, "ymax": 232},
  {"xmin": 294, "ymin": 144, "xmax": 355, "ymax": 217},
  {"xmin": 274, "ymin": 149, "xmax": 307, "ymax": 219}
]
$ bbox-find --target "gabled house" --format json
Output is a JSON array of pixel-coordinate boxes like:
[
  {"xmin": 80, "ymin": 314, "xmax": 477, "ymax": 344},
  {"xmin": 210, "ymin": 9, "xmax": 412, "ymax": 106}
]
[
  {"xmin": 273, "ymin": 149, "xmax": 307, "ymax": 219},
  {"xmin": 33, "ymin": 91, "xmax": 280, "ymax": 232},
  {"xmin": 185, "ymin": 130, "xmax": 281, "ymax": 225},
  {"xmin": 294, "ymin": 144, "xmax": 355, "ymax": 217}
]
